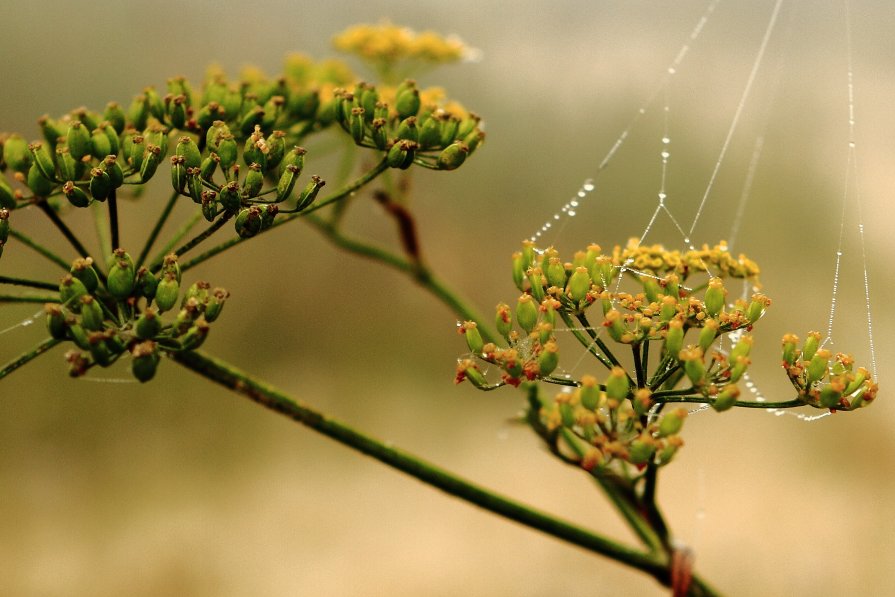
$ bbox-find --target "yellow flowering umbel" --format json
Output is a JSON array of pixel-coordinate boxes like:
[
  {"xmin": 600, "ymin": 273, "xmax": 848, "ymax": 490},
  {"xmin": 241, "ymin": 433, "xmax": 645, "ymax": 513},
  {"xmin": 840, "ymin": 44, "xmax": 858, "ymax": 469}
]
[
  {"xmin": 333, "ymin": 21, "xmax": 478, "ymax": 83},
  {"xmin": 455, "ymin": 240, "xmax": 876, "ymax": 479}
]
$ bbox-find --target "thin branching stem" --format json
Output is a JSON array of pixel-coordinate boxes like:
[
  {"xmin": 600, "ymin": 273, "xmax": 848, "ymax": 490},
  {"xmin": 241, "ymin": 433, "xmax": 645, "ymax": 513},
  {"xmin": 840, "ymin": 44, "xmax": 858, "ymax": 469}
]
[
  {"xmin": 0, "ymin": 294, "xmax": 59, "ymax": 304},
  {"xmin": 108, "ymin": 189, "xmax": 120, "ymax": 251},
  {"xmin": 37, "ymin": 200, "xmax": 91, "ymax": 260},
  {"xmin": 136, "ymin": 190, "xmax": 180, "ymax": 269},
  {"xmin": 0, "ymin": 337, "xmax": 61, "ymax": 381},
  {"xmin": 149, "ymin": 209, "xmax": 202, "ymax": 270},
  {"xmin": 7, "ymin": 229, "xmax": 70, "ymax": 270},
  {"xmin": 0, "ymin": 276, "xmax": 58, "ymax": 291}
]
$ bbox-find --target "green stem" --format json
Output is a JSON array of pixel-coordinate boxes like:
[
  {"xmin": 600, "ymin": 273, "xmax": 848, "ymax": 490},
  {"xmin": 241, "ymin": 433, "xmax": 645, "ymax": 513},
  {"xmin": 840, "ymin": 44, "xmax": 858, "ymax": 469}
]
[
  {"xmin": 7, "ymin": 229, "xmax": 71, "ymax": 270},
  {"xmin": 171, "ymin": 349, "xmax": 666, "ymax": 578},
  {"xmin": 108, "ymin": 189, "xmax": 120, "ymax": 251},
  {"xmin": 632, "ymin": 343, "xmax": 646, "ymax": 388},
  {"xmin": 170, "ymin": 211, "xmax": 233, "ymax": 260},
  {"xmin": 91, "ymin": 200, "xmax": 112, "ymax": 268},
  {"xmin": 559, "ymin": 311, "xmax": 615, "ymax": 370},
  {"xmin": 577, "ymin": 312, "xmax": 628, "ymax": 375},
  {"xmin": 137, "ymin": 190, "xmax": 180, "ymax": 269},
  {"xmin": 656, "ymin": 395, "xmax": 805, "ymax": 409},
  {"xmin": 149, "ymin": 209, "xmax": 202, "ymax": 271},
  {"xmin": 0, "ymin": 337, "xmax": 61, "ymax": 381},
  {"xmin": 0, "ymin": 294, "xmax": 59, "ymax": 304},
  {"xmin": 305, "ymin": 215, "xmax": 497, "ymax": 345},
  {"xmin": 179, "ymin": 158, "xmax": 389, "ymax": 273},
  {"xmin": 37, "ymin": 200, "xmax": 91, "ymax": 260},
  {"xmin": 0, "ymin": 276, "xmax": 58, "ymax": 291}
]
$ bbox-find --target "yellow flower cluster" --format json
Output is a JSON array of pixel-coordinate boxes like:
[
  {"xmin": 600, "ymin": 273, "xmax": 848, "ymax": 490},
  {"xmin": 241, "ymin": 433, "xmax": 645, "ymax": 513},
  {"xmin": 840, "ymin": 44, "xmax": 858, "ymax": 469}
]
[
  {"xmin": 333, "ymin": 22, "xmax": 474, "ymax": 65},
  {"xmin": 613, "ymin": 238, "xmax": 760, "ymax": 281}
]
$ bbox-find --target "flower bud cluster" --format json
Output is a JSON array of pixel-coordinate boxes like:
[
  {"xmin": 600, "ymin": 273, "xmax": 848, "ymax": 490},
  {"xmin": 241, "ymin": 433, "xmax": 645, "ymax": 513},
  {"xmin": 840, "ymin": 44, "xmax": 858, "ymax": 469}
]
[
  {"xmin": 333, "ymin": 22, "xmax": 477, "ymax": 68},
  {"xmin": 782, "ymin": 332, "xmax": 877, "ymax": 410},
  {"xmin": 329, "ymin": 79, "xmax": 484, "ymax": 171},
  {"xmin": 48, "ymin": 251, "xmax": 228, "ymax": 382}
]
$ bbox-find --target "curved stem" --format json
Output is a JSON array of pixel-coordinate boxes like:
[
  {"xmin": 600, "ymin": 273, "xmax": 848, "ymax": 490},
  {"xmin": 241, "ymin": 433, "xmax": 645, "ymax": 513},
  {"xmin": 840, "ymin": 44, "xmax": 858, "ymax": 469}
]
[
  {"xmin": 108, "ymin": 189, "xmax": 120, "ymax": 251},
  {"xmin": 305, "ymin": 215, "xmax": 497, "ymax": 345},
  {"xmin": 655, "ymin": 394, "xmax": 805, "ymax": 409},
  {"xmin": 0, "ymin": 294, "xmax": 59, "ymax": 304},
  {"xmin": 7, "ymin": 229, "xmax": 71, "ymax": 270},
  {"xmin": 0, "ymin": 337, "xmax": 61, "ymax": 381},
  {"xmin": 136, "ymin": 190, "xmax": 180, "ymax": 269},
  {"xmin": 171, "ymin": 349, "xmax": 666, "ymax": 578},
  {"xmin": 170, "ymin": 211, "xmax": 233, "ymax": 261}
]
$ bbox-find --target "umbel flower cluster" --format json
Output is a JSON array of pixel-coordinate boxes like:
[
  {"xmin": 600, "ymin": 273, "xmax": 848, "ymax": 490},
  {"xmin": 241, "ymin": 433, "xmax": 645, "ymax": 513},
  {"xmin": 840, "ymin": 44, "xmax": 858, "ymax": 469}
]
[
  {"xmin": 0, "ymin": 25, "xmax": 484, "ymax": 382},
  {"xmin": 456, "ymin": 239, "xmax": 877, "ymax": 475},
  {"xmin": 48, "ymin": 251, "xmax": 227, "ymax": 382}
]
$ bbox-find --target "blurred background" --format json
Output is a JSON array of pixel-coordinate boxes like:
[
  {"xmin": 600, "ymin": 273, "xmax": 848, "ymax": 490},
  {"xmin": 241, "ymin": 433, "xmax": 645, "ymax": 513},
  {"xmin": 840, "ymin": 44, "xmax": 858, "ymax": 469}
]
[{"xmin": 1, "ymin": 1, "xmax": 893, "ymax": 595}]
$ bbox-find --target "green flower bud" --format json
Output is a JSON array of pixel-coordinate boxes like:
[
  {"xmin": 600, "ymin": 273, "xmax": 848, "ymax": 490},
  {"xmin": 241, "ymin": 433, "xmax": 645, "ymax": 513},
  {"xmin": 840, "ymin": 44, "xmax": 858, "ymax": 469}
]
[
  {"xmin": 102, "ymin": 155, "xmax": 124, "ymax": 189},
  {"xmin": 205, "ymin": 121, "xmax": 229, "ymax": 153},
  {"xmin": 155, "ymin": 271, "xmax": 180, "ymax": 312},
  {"xmin": 605, "ymin": 366, "xmax": 629, "ymax": 400},
  {"xmin": 460, "ymin": 321, "xmax": 484, "ymax": 354},
  {"xmin": 295, "ymin": 175, "xmax": 324, "ymax": 211},
  {"xmin": 697, "ymin": 319, "xmax": 719, "ymax": 354},
  {"xmin": 682, "ymin": 348, "xmax": 706, "ymax": 386},
  {"xmin": 170, "ymin": 155, "xmax": 187, "ymax": 193},
  {"xmin": 819, "ymin": 381, "xmax": 843, "ymax": 408},
  {"xmin": 664, "ymin": 319, "xmax": 684, "ymax": 360},
  {"xmin": 349, "ymin": 107, "xmax": 366, "ymax": 144},
  {"xmin": 703, "ymin": 278, "xmax": 726, "ymax": 317},
  {"xmin": 234, "ymin": 206, "xmax": 263, "ymax": 238},
  {"xmin": 127, "ymin": 94, "xmax": 150, "ymax": 130},
  {"xmin": 44, "ymin": 303, "xmax": 67, "ymax": 340},
  {"xmin": 579, "ymin": 376, "xmax": 601, "ymax": 411},
  {"xmin": 802, "ymin": 331, "xmax": 821, "ymax": 362},
  {"xmin": 59, "ymin": 274, "xmax": 88, "ymax": 308},
  {"xmin": 3, "ymin": 134, "xmax": 31, "ymax": 173},
  {"xmin": 219, "ymin": 181, "xmax": 241, "ymax": 212},
  {"xmin": 436, "ymin": 141, "xmax": 468, "ymax": 170},
  {"xmin": 782, "ymin": 333, "xmax": 800, "ymax": 365},
  {"xmin": 89, "ymin": 167, "xmax": 111, "ymax": 201},
  {"xmin": 712, "ymin": 385, "xmax": 740, "ymax": 412},
  {"xmin": 604, "ymin": 310, "xmax": 627, "ymax": 343},
  {"xmin": 526, "ymin": 267, "xmax": 546, "ymax": 302},
  {"xmin": 515, "ymin": 294, "xmax": 538, "ymax": 334},
  {"xmin": 90, "ymin": 128, "xmax": 112, "ymax": 160},
  {"xmin": 243, "ymin": 128, "xmax": 268, "ymax": 170},
  {"xmin": 730, "ymin": 335, "xmax": 753, "ymax": 362},
  {"xmin": 545, "ymin": 258, "xmax": 565, "ymax": 289},
  {"xmin": 107, "ymin": 254, "xmax": 136, "ymax": 300},
  {"xmin": 56, "ymin": 147, "xmax": 81, "ymax": 182},
  {"xmin": 201, "ymin": 190, "xmax": 218, "ymax": 222},
  {"xmin": 387, "ymin": 139, "xmax": 416, "ymax": 169},
  {"xmin": 38, "ymin": 115, "xmax": 66, "ymax": 148},
  {"xmin": 0, "ymin": 177, "xmax": 15, "ymax": 209},
  {"xmin": 629, "ymin": 436, "xmax": 656, "ymax": 465},
  {"xmin": 70, "ymin": 257, "xmax": 99, "ymax": 292},
  {"xmin": 104, "ymin": 101, "xmax": 126, "ymax": 134},
  {"xmin": 66, "ymin": 321, "xmax": 90, "ymax": 350},
  {"xmin": 135, "ymin": 307, "xmax": 162, "ymax": 340},
  {"xmin": 657, "ymin": 408, "xmax": 687, "ymax": 437},
  {"xmin": 287, "ymin": 88, "xmax": 319, "ymax": 121},
  {"xmin": 62, "ymin": 181, "xmax": 91, "ymax": 208},
  {"xmin": 66, "ymin": 121, "xmax": 91, "ymax": 160},
  {"xmin": 29, "ymin": 142, "xmax": 57, "ymax": 182},
  {"xmin": 266, "ymin": 131, "xmax": 286, "ymax": 170},
  {"xmin": 242, "ymin": 163, "xmax": 264, "ymax": 198},
  {"xmin": 495, "ymin": 303, "xmax": 512, "ymax": 338},
  {"xmin": 135, "ymin": 266, "xmax": 158, "ymax": 299},
  {"xmin": 559, "ymin": 402, "xmax": 575, "ymax": 428},
  {"xmin": 394, "ymin": 116, "xmax": 418, "ymax": 143},
  {"xmin": 511, "ymin": 252, "xmax": 526, "ymax": 290},
  {"xmin": 128, "ymin": 135, "xmax": 145, "ymax": 171},
  {"xmin": 167, "ymin": 94, "xmax": 187, "ymax": 129},
  {"xmin": 26, "ymin": 163, "xmax": 54, "ymax": 196},
  {"xmin": 729, "ymin": 355, "xmax": 749, "ymax": 383},
  {"xmin": 396, "ymin": 87, "xmax": 421, "ymax": 119},
  {"xmin": 180, "ymin": 318, "xmax": 210, "ymax": 351},
  {"xmin": 807, "ymin": 349, "xmax": 831, "ymax": 384},
  {"xmin": 280, "ymin": 145, "xmax": 307, "ymax": 176},
  {"xmin": 200, "ymin": 153, "xmax": 219, "ymax": 181},
  {"xmin": 439, "ymin": 115, "xmax": 460, "ymax": 147},
  {"xmin": 463, "ymin": 130, "xmax": 485, "ymax": 154},
  {"xmin": 185, "ymin": 167, "xmax": 203, "ymax": 204},
  {"xmin": 175, "ymin": 136, "xmax": 202, "ymax": 169},
  {"xmin": 79, "ymin": 295, "xmax": 105, "ymax": 331},
  {"xmin": 370, "ymin": 118, "xmax": 388, "ymax": 150},
  {"xmin": 260, "ymin": 204, "xmax": 278, "ymax": 230},
  {"xmin": 203, "ymin": 288, "xmax": 229, "ymax": 322},
  {"xmin": 567, "ymin": 266, "xmax": 591, "ymax": 302},
  {"xmin": 844, "ymin": 367, "xmax": 868, "ymax": 397},
  {"xmin": 144, "ymin": 87, "xmax": 165, "ymax": 120},
  {"xmin": 538, "ymin": 341, "xmax": 559, "ymax": 376},
  {"xmin": 130, "ymin": 340, "xmax": 160, "ymax": 383},
  {"xmin": 196, "ymin": 102, "xmax": 224, "ymax": 131},
  {"xmin": 417, "ymin": 115, "xmax": 441, "ymax": 150},
  {"xmin": 632, "ymin": 388, "xmax": 653, "ymax": 416},
  {"xmin": 140, "ymin": 144, "xmax": 162, "ymax": 182},
  {"xmin": 276, "ymin": 164, "xmax": 300, "ymax": 202},
  {"xmin": 0, "ymin": 208, "xmax": 8, "ymax": 244}
]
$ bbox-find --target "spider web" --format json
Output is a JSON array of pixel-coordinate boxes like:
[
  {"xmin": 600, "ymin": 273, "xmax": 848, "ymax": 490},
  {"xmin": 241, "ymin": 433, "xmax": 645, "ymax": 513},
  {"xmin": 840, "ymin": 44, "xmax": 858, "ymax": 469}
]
[{"xmin": 526, "ymin": 0, "xmax": 877, "ymax": 423}]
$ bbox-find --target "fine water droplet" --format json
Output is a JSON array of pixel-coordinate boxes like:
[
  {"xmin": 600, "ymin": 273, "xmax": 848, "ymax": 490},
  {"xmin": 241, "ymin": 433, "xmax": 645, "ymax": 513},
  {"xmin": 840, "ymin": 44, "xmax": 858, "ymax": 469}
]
[
  {"xmin": 668, "ymin": 67, "xmax": 677, "ymax": 74},
  {"xmin": 662, "ymin": 137, "xmax": 671, "ymax": 144},
  {"xmin": 661, "ymin": 151, "xmax": 670, "ymax": 159},
  {"xmin": 554, "ymin": 214, "xmax": 560, "ymax": 220},
  {"xmin": 849, "ymin": 141, "xmax": 856, "ymax": 148},
  {"xmin": 836, "ymin": 251, "xmax": 843, "ymax": 256},
  {"xmin": 639, "ymin": 108, "xmax": 646, "ymax": 114},
  {"xmin": 570, "ymin": 200, "xmax": 579, "ymax": 207},
  {"xmin": 568, "ymin": 210, "xmax": 576, "ymax": 217},
  {"xmin": 577, "ymin": 191, "xmax": 586, "ymax": 198},
  {"xmin": 583, "ymin": 182, "xmax": 595, "ymax": 191}
]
